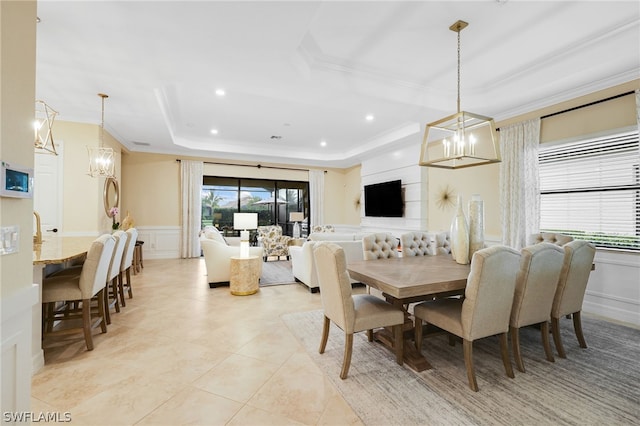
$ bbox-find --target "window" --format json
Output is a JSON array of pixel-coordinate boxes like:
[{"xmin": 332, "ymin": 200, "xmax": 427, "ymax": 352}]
[
  {"xmin": 539, "ymin": 129, "xmax": 640, "ymax": 251},
  {"xmin": 201, "ymin": 177, "xmax": 309, "ymax": 238}
]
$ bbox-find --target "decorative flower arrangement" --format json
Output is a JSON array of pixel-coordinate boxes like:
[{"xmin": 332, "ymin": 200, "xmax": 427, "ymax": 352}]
[{"xmin": 109, "ymin": 206, "xmax": 120, "ymax": 230}]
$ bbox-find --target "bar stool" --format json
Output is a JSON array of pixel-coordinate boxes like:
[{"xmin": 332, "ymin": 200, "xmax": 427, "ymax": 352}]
[{"xmin": 133, "ymin": 240, "xmax": 144, "ymax": 274}]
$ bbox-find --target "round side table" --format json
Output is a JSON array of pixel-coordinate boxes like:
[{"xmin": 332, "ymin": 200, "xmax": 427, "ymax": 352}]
[{"xmin": 229, "ymin": 255, "xmax": 261, "ymax": 296}]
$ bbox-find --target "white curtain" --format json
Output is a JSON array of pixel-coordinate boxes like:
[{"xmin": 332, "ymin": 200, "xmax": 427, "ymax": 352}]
[
  {"xmin": 499, "ymin": 118, "xmax": 541, "ymax": 249},
  {"xmin": 180, "ymin": 160, "xmax": 203, "ymax": 258},
  {"xmin": 309, "ymin": 170, "xmax": 324, "ymax": 228},
  {"xmin": 636, "ymin": 89, "xmax": 639, "ymax": 129}
]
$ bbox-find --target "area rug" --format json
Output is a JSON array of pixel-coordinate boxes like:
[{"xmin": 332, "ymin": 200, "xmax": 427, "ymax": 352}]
[
  {"xmin": 260, "ymin": 260, "xmax": 296, "ymax": 287},
  {"xmin": 282, "ymin": 310, "xmax": 640, "ymax": 425}
]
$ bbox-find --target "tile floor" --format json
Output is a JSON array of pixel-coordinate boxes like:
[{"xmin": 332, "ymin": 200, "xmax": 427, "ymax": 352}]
[{"xmin": 32, "ymin": 258, "xmax": 364, "ymax": 425}]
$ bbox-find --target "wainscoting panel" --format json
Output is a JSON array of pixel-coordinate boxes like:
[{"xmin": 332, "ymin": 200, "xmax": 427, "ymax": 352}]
[
  {"xmin": 1, "ymin": 284, "xmax": 38, "ymax": 414},
  {"xmin": 584, "ymin": 250, "xmax": 640, "ymax": 327},
  {"xmin": 136, "ymin": 226, "xmax": 181, "ymax": 260}
]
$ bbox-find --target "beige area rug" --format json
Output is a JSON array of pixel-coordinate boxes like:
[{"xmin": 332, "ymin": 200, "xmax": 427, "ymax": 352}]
[
  {"xmin": 259, "ymin": 260, "xmax": 296, "ymax": 287},
  {"xmin": 282, "ymin": 309, "xmax": 640, "ymax": 426}
]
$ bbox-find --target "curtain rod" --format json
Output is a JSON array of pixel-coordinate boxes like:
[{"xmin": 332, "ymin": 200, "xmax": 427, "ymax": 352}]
[
  {"xmin": 176, "ymin": 159, "xmax": 327, "ymax": 173},
  {"xmin": 539, "ymin": 90, "xmax": 635, "ymax": 120},
  {"xmin": 497, "ymin": 90, "xmax": 635, "ymax": 131}
]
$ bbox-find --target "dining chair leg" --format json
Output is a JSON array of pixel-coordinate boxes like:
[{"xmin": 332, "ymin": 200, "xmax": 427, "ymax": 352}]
[
  {"xmin": 367, "ymin": 329, "xmax": 373, "ymax": 342},
  {"xmin": 319, "ymin": 315, "xmax": 330, "ymax": 354},
  {"xmin": 510, "ymin": 326, "xmax": 525, "ymax": 373},
  {"xmin": 112, "ymin": 278, "xmax": 121, "ymax": 313},
  {"xmin": 82, "ymin": 298, "xmax": 94, "ymax": 351},
  {"xmin": 126, "ymin": 268, "xmax": 133, "ymax": 299},
  {"xmin": 97, "ymin": 289, "xmax": 107, "ymax": 334},
  {"xmin": 463, "ymin": 339, "xmax": 478, "ymax": 392},
  {"xmin": 551, "ymin": 317, "xmax": 567, "ymax": 358},
  {"xmin": 572, "ymin": 311, "xmax": 587, "ymax": 349},
  {"xmin": 340, "ymin": 333, "xmax": 354, "ymax": 380},
  {"xmin": 414, "ymin": 318, "xmax": 423, "ymax": 351},
  {"xmin": 118, "ymin": 273, "xmax": 126, "ymax": 307},
  {"xmin": 540, "ymin": 321, "xmax": 555, "ymax": 362},
  {"xmin": 393, "ymin": 324, "xmax": 403, "ymax": 365},
  {"xmin": 500, "ymin": 332, "xmax": 514, "ymax": 379},
  {"xmin": 448, "ymin": 334, "xmax": 457, "ymax": 346},
  {"xmin": 103, "ymin": 283, "xmax": 111, "ymax": 325}
]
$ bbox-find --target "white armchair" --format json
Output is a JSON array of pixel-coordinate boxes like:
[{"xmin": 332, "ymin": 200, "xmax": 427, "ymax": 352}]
[{"xmin": 200, "ymin": 228, "xmax": 263, "ymax": 288}]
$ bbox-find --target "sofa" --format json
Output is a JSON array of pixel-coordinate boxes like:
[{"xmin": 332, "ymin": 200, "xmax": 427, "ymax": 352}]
[
  {"xmin": 200, "ymin": 226, "xmax": 263, "ymax": 287},
  {"xmin": 289, "ymin": 232, "xmax": 366, "ymax": 292}
]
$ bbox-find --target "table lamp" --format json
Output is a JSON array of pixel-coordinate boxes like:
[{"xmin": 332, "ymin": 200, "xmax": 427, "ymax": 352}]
[
  {"xmin": 290, "ymin": 212, "xmax": 304, "ymax": 238},
  {"xmin": 233, "ymin": 213, "xmax": 258, "ymax": 258}
]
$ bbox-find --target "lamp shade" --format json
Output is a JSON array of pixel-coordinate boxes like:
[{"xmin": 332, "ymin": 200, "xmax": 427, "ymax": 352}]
[
  {"xmin": 289, "ymin": 212, "xmax": 304, "ymax": 222},
  {"xmin": 233, "ymin": 213, "xmax": 257, "ymax": 230}
]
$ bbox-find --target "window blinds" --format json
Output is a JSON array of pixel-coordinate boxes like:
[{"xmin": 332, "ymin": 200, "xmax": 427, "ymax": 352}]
[{"xmin": 539, "ymin": 130, "xmax": 640, "ymax": 250}]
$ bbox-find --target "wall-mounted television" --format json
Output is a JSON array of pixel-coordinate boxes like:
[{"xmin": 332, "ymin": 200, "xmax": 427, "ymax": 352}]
[{"xmin": 364, "ymin": 180, "xmax": 403, "ymax": 217}]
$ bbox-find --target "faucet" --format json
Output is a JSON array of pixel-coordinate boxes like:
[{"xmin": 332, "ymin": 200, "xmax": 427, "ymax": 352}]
[{"xmin": 33, "ymin": 211, "xmax": 42, "ymax": 245}]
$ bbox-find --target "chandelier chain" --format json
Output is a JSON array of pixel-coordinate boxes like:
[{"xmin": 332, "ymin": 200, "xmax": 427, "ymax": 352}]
[{"xmin": 457, "ymin": 27, "xmax": 461, "ymax": 114}]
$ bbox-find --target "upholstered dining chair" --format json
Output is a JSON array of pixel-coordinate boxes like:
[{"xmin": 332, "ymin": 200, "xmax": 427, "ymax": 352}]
[
  {"xmin": 313, "ymin": 242, "xmax": 405, "ymax": 379},
  {"xmin": 509, "ymin": 243, "xmax": 565, "ymax": 372},
  {"xmin": 104, "ymin": 230, "xmax": 127, "ymax": 324},
  {"xmin": 551, "ymin": 240, "xmax": 596, "ymax": 358},
  {"xmin": 362, "ymin": 233, "xmax": 399, "ymax": 260},
  {"xmin": 413, "ymin": 245, "xmax": 521, "ymax": 391},
  {"xmin": 400, "ymin": 232, "xmax": 434, "ymax": 256},
  {"xmin": 42, "ymin": 234, "xmax": 115, "ymax": 351},
  {"xmin": 118, "ymin": 228, "xmax": 138, "ymax": 305},
  {"xmin": 434, "ymin": 231, "xmax": 452, "ymax": 255},
  {"xmin": 527, "ymin": 232, "xmax": 574, "ymax": 247}
]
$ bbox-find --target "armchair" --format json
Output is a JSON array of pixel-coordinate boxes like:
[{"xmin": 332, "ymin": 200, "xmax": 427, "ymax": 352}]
[
  {"xmin": 257, "ymin": 225, "xmax": 292, "ymax": 261},
  {"xmin": 200, "ymin": 229, "xmax": 263, "ymax": 287}
]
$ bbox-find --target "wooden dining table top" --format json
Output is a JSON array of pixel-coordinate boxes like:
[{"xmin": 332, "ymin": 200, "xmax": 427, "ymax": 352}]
[{"xmin": 347, "ymin": 255, "xmax": 471, "ymax": 301}]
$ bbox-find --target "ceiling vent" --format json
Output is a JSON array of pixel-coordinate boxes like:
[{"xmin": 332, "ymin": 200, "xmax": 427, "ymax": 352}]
[{"xmin": 133, "ymin": 141, "xmax": 151, "ymax": 146}]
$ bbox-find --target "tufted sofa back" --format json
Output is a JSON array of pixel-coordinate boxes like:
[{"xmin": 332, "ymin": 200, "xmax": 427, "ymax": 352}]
[{"xmin": 362, "ymin": 233, "xmax": 399, "ymax": 260}]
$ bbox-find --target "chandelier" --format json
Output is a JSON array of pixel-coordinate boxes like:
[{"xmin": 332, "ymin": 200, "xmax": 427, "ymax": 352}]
[
  {"xmin": 87, "ymin": 93, "xmax": 115, "ymax": 178},
  {"xmin": 34, "ymin": 100, "xmax": 58, "ymax": 155},
  {"xmin": 419, "ymin": 20, "xmax": 500, "ymax": 169}
]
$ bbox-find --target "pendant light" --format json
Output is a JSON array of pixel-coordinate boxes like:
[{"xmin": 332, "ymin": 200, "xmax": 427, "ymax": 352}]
[
  {"xmin": 87, "ymin": 93, "xmax": 115, "ymax": 178},
  {"xmin": 419, "ymin": 20, "xmax": 500, "ymax": 169},
  {"xmin": 34, "ymin": 100, "xmax": 58, "ymax": 155}
]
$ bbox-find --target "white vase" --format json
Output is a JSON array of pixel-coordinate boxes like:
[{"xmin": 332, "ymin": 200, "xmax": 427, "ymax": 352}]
[
  {"xmin": 450, "ymin": 195, "xmax": 469, "ymax": 265},
  {"xmin": 468, "ymin": 194, "xmax": 485, "ymax": 260}
]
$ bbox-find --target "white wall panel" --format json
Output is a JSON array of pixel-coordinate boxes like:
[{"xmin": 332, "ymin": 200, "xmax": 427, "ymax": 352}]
[
  {"xmin": 136, "ymin": 226, "xmax": 181, "ymax": 259},
  {"xmin": 1, "ymin": 284, "xmax": 38, "ymax": 412}
]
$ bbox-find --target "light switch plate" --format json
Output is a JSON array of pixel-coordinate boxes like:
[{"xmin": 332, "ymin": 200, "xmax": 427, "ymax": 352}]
[{"xmin": 0, "ymin": 225, "xmax": 19, "ymax": 255}]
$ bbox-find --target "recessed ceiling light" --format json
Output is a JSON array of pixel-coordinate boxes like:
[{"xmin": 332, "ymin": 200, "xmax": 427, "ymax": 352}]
[
  {"xmin": 320, "ymin": 140, "xmax": 327, "ymax": 147},
  {"xmin": 215, "ymin": 89, "xmax": 226, "ymax": 97},
  {"xmin": 365, "ymin": 114, "xmax": 374, "ymax": 121},
  {"xmin": 210, "ymin": 129, "xmax": 219, "ymax": 135}
]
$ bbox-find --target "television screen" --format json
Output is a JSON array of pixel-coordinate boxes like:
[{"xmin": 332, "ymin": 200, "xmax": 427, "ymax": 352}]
[{"xmin": 364, "ymin": 180, "xmax": 403, "ymax": 217}]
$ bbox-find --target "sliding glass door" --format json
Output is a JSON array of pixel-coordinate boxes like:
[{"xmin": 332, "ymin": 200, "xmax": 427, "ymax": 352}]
[{"xmin": 202, "ymin": 177, "xmax": 309, "ymax": 237}]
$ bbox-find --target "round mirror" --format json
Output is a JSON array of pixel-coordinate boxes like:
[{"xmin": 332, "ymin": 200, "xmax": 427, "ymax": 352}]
[{"xmin": 104, "ymin": 177, "xmax": 120, "ymax": 217}]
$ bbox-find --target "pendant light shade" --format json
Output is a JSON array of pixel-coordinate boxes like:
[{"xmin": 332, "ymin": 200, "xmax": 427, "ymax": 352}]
[
  {"xmin": 419, "ymin": 20, "xmax": 501, "ymax": 169},
  {"xmin": 34, "ymin": 100, "xmax": 58, "ymax": 155},
  {"xmin": 87, "ymin": 93, "xmax": 116, "ymax": 178}
]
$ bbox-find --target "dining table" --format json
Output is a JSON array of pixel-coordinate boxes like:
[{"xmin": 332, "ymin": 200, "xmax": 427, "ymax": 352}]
[
  {"xmin": 31, "ymin": 236, "xmax": 97, "ymax": 372},
  {"xmin": 347, "ymin": 255, "xmax": 471, "ymax": 372}
]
